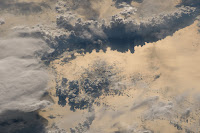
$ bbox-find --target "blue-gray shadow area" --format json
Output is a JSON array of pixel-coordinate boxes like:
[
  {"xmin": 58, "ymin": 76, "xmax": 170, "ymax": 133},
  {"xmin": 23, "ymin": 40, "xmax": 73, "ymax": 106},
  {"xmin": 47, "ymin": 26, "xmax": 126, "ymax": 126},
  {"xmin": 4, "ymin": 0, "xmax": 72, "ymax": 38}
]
[
  {"xmin": 42, "ymin": 7, "xmax": 199, "ymax": 65},
  {"xmin": 0, "ymin": 110, "xmax": 47, "ymax": 133}
]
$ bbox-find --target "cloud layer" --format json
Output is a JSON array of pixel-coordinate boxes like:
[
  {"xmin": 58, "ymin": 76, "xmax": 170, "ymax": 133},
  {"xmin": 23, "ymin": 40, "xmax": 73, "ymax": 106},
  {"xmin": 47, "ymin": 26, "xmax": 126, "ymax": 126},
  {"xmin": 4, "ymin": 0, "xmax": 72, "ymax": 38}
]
[
  {"xmin": 0, "ymin": 37, "xmax": 52, "ymax": 113},
  {"xmin": 0, "ymin": 0, "xmax": 51, "ymax": 15}
]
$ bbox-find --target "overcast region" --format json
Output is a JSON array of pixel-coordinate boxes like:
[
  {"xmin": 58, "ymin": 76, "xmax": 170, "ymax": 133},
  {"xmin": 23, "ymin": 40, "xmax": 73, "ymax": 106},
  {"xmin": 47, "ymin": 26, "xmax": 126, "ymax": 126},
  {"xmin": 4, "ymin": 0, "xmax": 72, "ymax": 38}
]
[
  {"xmin": 0, "ymin": 37, "xmax": 53, "ymax": 113},
  {"xmin": 0, "ymin": 36, "xmax": 53, "ymax": 133},
  {"xmin": 0, "ymin": 0, "xmax": 200, "ymax": 133},
  {"xmin": 0, "ymin": 0, "xmax": 52, "ymax": 15}
]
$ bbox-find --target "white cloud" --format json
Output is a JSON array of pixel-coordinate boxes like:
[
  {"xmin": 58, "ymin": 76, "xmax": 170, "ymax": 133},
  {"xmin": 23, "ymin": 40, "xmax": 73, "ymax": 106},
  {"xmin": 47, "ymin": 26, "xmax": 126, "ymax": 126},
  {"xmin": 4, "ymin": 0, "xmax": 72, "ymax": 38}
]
[{"xmin": 0, "ymin": 37, "xmax": 52, "ymax": 113}]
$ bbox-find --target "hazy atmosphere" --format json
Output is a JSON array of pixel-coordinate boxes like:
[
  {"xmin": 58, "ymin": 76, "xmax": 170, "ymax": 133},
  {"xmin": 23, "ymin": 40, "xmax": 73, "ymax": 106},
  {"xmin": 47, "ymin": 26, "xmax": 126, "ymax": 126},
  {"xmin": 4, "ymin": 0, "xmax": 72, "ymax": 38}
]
[{"xmin": 0, "ymin": 0, "xmax": 200, "ymax": 133}]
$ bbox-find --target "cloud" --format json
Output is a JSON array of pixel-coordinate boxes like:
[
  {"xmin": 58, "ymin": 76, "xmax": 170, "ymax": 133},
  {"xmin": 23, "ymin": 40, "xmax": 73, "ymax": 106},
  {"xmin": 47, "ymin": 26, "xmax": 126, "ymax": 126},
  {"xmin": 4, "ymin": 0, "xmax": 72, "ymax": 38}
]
[
  {"xmin": 6, "ymin": 1, "xmax": 199, "ymax": 132},
  {"xmin": 39, "ymin": 1, "xmax": 199, "ymax": 63},
  {"xmin": 70, "ymin": 108, "xmax": 95, "ymax": 133},
  {"xmin": 113, "ymin": 0, "xmax": 134, "ymax": 8},
  {"xmin": 179, "ymin": 0, "xmax": 200, "ymax": 7},
  {"xmin": 0, "ymin": 0, "xmax": 50, "ymax": 14},
  {"xmin": 143, "ymin": 101, "xmax": 173, "ymax": 120},
  {"xmin": 0, "ymin": 35, "xmax": 54, "ymax": 132},
  {"xmin": 16, "ymin": 0, "xmax": 199, "ymax": 64},
  {"xmin": 56, "ymin": 60, "xmax": 120, "ymax": 111},
  {"xmin": 0, "ymin": 37, "xmax": 53, "ymax": 113},
  {"xmin": 130, "ymin": 96, "xmax": 159, "ymax": 111}
]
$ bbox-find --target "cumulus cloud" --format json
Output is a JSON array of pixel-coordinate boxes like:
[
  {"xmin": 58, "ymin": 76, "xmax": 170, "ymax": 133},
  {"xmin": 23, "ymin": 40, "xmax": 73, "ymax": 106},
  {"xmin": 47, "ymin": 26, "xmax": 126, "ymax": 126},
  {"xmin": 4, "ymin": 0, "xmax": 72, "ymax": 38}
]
[
  {"xmin": 0, "ymin": 37, "xmax": 53, "ymax": 113},
  {"xmin": 16, "ymin": 0, "xmax": 199, "ymax": 64},
  {"xmin": 56, "ymin": 60, "xmax": 121, "ymax": 111},
  {"xmin": 38, "ymin": 0, "xmax": 199, "ymax": 63}
]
